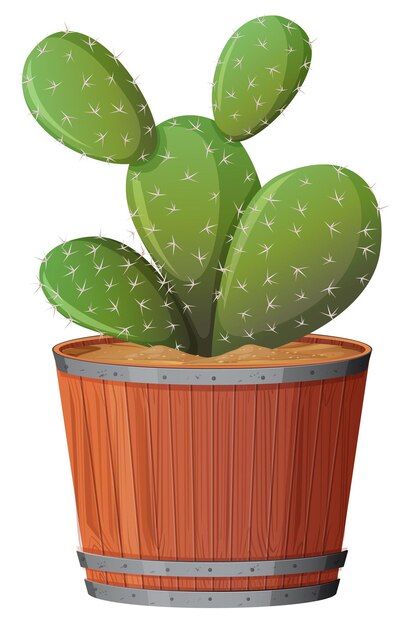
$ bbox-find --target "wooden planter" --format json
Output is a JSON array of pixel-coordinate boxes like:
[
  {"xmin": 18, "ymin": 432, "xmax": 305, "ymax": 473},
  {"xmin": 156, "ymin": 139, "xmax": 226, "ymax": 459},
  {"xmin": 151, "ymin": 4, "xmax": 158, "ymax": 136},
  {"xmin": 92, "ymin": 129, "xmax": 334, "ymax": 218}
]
[{"xmin": 53, "ymin": 333, "xmax": 370, "ymax": 608}]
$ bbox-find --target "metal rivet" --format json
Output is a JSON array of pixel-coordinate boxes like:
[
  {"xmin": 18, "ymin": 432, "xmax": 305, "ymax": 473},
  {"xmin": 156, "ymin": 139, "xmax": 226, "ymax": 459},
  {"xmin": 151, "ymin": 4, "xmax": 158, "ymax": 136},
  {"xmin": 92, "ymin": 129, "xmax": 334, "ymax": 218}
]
[
  {"xmin": 246, "ymin": 597, "xmax": 250, "ymax": 602},
  {"xmin": 208, "ymin": 597, "xmax": 212, "ymax": 601},
  {"xmin": 113, "ymin": 372, "xmax": 118, "ymax": 376},
  {"xmin": 163, "ymin": 375, "xmax": 167, "ymax": 380},
  {"xmin": 208, "ymin": 567, "xmax": 212, "ymax": 572},
  {"xmin": 132, "ymin": 593, "xmax": 136, "ymax": 598},
  {"xmin": 261, "ymin": 375, "xmax": 265, "ymax": 380},
  {"xmin": 250, "ymin": 567, "xmax": 255, "ymax": 572},
  {"xmin": 292, "ymin": 563, "xmax": 297, "ymax": 568},
  {"xmin": 285, "ymin": 593, "xmax": 289, "ymax": 598},
  {"xmin": 170, "ymin": 597, "xmax": 174, "ymax": 602},
  {"xmin": 310, "ymin": 370, "xmax": 315, "ymax": 375},
  {"xmin": 165, "ymin": 567, "xmax": 170, "ymax": 572},
  {"xmin": 211, "ymin": 376, "xmax": 216, "ymax": 381}
]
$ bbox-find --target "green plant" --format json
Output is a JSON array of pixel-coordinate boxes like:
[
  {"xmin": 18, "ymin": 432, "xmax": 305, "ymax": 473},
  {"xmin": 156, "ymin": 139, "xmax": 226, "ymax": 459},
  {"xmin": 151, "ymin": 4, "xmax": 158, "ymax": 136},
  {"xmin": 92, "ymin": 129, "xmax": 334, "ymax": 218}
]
[{"xmin": 24, "ymin": 16, "xmax": 382, "ymax": 356}]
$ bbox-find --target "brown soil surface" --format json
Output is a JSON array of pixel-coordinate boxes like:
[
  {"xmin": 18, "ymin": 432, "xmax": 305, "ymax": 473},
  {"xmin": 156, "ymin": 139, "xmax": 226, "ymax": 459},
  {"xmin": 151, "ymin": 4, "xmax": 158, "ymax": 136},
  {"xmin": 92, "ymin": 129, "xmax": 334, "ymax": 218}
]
[{"xmin": 62, "ymin": 339, "xmax": 362, "ymax": 367}]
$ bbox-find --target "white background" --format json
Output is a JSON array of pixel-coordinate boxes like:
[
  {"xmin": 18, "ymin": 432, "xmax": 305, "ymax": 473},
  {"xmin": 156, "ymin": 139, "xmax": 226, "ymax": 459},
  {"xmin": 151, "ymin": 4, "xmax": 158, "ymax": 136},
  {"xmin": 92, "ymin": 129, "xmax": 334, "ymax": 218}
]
[{"xmin": 1, "ymin": 0, "xmax": 392, "ymax": 623}]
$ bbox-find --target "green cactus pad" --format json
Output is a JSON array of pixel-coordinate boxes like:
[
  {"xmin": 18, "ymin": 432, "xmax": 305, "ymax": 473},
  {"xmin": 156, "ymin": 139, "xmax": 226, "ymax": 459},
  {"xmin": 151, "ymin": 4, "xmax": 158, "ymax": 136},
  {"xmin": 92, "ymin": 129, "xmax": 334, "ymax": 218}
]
[
  {"xmin": 211, "ymin": 165, "xmax": 381, "ymax": 353},
  {"xmin": 23, "ymin": 30, "xmax": 156, "ymax": 163},
  {"xmin": 39, "ymin": 237, "xmax": 194, "ymax": 350},
  {"xmin": 126, "ymin": 115, "xmax": 260, "ymax": 354},
  {"xmin": 212, "ymin": 16, "xmax": 312, "ymax": 140}
]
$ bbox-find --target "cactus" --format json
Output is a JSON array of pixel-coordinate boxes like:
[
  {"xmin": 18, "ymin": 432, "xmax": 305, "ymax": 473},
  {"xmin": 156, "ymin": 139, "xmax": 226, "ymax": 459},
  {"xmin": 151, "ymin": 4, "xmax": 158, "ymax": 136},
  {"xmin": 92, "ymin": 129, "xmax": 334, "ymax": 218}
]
[
  {"xmin": 212, "ymin": 15, "xmax": 312, "ymax": 140},
  {"xmin": 40, "ymin": 237, "xmax": 194, "ymax": 351},
  {"xmin": 23, "ymin": 30, "xmax": 156, "ymax": 163},
  {"xmin": 211, "ymin": 165, "xmax": 381, "ymax": 352},
  {"xmin": 126, "ymin": 115, "xmax": 260, "ymax": 354},
  {"xmin": 25, "ymin": 17, "xmax": 382, "ymax": 357}
]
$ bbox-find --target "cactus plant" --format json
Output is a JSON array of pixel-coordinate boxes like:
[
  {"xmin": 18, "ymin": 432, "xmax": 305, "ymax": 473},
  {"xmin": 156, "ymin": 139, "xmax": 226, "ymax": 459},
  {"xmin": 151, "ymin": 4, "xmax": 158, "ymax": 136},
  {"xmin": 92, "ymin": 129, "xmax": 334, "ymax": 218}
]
[
  {"xmin": 25, "ymin": 17, "xmax": 382, "ymax": 357},
  {"xmin": 23, "ymin": 31, "xmax": 156, "ymax": 163}
]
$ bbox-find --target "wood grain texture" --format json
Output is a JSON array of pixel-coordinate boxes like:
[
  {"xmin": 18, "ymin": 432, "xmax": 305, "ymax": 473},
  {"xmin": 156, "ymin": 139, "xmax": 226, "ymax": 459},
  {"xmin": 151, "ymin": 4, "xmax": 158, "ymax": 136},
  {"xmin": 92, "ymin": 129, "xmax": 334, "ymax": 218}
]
[
  {"xmin": 147, "ymin": 383, "xmax": 178, "ymax": 590},
  {"xmin": 212, "ymin": 386, "xmax": 235, "ymax": 591},
  {"xmin": 124, "ymin": 383, "xmax": 160, "ymax": 589},
  {"xmin": 169, "ymin": 386, "xmax": 196, "ymax": 591},
  {"xmin": 57, "ymin": 372, "xmax": 107, "ymax": 586},
  {"xmin": 280, "ymin": 380, "xmax": 323, "ymax": 588},
  {"xmin": 80, "ymin": 378, "xmax": 125, "ymax": 588},
  {"xmin": 299, "ymin": 376, "xmax": 347, "ymax": 588},
  {"xmin": 248, "ymin": 384, "xmax": 279, "ymax": 590},
  {"xmin": 191, "ymin": 386, "xmax": 214, "ymax": 591},
  {"xmin": 319, "ymin": 371, "xmax": 366, "ymax": 584},
  {"xmin": 230, "ymin": 385, "xmax": 257, "ymax": 591},
  {"xmin": 57, "ymin": 364, "xmax": 368, "ymax": 592},
  {"xmin": 103, "ymin": 380, "xmax": 142, "ymax": 589}
]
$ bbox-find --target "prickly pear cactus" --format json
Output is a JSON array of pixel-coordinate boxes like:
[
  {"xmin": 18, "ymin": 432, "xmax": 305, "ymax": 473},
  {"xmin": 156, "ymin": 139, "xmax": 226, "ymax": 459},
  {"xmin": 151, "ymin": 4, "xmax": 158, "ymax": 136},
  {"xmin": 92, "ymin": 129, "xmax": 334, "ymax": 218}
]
[
  {"xmin": 212, "ymin": 16, "xmax": 312, "ymax": 140},
  {"xmin": 25, "ymin": 17, "xmax": 382, "ymax": 356},
  {"xmin": 211, "ymin": 165, "xmax": 381, "ymax": 352},
  {"xmin": 23, "ymin": 30, "xmax": 156, "ymax": 163},
  {"xmin": 40, "ymin": 237, "xmax": 194, "ymax": 351},
  {"xmin": 126, "ymin": 115, "xmax": 260, "ymax": 354}
]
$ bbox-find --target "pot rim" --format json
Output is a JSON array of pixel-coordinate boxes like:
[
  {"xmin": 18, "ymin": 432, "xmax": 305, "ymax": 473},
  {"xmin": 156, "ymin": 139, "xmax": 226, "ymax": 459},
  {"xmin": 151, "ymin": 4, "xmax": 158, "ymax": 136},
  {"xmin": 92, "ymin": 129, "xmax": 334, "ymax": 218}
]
[{"xmin": 53, "ymin": 334, "xmax": 371, "ymax": 386}]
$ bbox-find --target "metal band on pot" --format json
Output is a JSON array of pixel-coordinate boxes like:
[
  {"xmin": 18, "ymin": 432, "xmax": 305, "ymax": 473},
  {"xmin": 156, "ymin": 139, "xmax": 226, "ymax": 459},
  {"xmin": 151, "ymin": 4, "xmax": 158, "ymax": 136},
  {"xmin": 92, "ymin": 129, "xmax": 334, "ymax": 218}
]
[
  {"xmin": 85, "ymin": 580, "xmax": 340, "ymax": 607},
  {"xmin": 54, "ymin": 351, "xmax": 369, "ymax": 385},
  {"xmin": 77, "ymin": 550, "xmax": 347, "ymax": 577}
]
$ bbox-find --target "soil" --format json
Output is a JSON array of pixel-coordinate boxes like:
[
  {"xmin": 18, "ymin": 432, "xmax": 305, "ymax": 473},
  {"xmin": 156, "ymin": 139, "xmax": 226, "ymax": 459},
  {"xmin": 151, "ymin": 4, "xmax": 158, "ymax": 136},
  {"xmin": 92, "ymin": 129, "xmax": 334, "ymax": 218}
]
[{"xmin": 62, "ymin": 338, "xmax": 363, "ymax": 367}]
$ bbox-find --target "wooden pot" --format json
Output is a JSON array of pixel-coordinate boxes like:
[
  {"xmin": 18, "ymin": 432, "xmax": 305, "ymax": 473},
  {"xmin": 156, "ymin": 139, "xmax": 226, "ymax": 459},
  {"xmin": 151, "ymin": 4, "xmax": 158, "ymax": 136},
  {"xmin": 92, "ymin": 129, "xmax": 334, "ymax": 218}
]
[{"xmin": 53, "ymin": 333, "xmax": 370, "ymax": 607}]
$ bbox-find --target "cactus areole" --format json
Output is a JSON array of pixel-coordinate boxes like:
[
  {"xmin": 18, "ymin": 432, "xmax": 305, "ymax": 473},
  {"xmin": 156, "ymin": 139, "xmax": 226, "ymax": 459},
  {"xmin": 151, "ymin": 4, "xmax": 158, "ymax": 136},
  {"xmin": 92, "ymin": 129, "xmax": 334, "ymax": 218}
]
[{"xmin": 24, "ymin": 17, "xmax": 382, "ymax": 356}]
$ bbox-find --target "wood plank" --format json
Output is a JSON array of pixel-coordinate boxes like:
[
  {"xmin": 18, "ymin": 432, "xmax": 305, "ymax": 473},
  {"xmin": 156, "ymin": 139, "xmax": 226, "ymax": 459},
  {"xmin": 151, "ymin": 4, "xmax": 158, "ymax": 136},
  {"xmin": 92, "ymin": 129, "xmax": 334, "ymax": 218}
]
[
  {"xmin": 282, "ymin": 380, "xmax": 323, "ymax": 588},
  {"xmin": 125, "ymin": 383, "xmax": 160, "ymax": 590},
  {"xmin": 148, "ymin": 383, "xmax": 178, "ymax": 590},
  {"xmin": 81, "ymin": 378, "xmax": 125, "ymax": 587},
  {"xmin": 57, "ymin": 372, "xmax": 107, "ymax": 586},
  {"xmin": 103, "ymin": 380, "xmax": 142, "ymax": 589},
  {"xmin": 248, "ymin": 384, "xmax": 279, "ymax": 590},
  {"xmin": 300, "ymin": 376, "xmax": 346, "ymax": 587},
  {"xmin": 212, "ymin": 386, "xmax": 235, "ymax": 591},
  {"xmin": 191, "ymin": 385, "xmax": 214, "ymax": 591},
  {"xmin": 230, "ymin": 385, "xmax": 257, "ymax": 591},
  {"xmin": 266, "ymin": 382, "xmax": 301, "ymax": 589},
  {"xmin": 170, "ymin": 385, "xmax": 196, "ymax": 591},
  {"xmin": 319, "ymin": 371, "xmax": 367, "ymax": 583}
]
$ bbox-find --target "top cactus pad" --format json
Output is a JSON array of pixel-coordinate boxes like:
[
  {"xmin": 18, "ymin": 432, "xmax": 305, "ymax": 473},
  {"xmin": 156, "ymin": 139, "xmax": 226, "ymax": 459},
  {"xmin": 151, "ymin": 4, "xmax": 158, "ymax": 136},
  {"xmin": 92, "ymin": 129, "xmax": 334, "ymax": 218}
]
[
  {"xmin": 23, "ymin": 31, "xmax": 156, "ymax": 163},
  {"xmin": 212, "ymin": 16, "xmax": 312, "ymax": 140}
]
